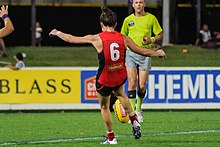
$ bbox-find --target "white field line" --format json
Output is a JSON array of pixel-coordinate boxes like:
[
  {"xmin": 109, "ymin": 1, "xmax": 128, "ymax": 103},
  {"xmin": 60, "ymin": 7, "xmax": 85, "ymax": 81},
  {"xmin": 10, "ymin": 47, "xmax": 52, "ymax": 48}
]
[
  {"xmin": 1, "ymin": 129, "xmax": 220, "ymax": 146},
  {"xmin": 142, "ymin": 129, "xmax": 220, "ymax": 136}
]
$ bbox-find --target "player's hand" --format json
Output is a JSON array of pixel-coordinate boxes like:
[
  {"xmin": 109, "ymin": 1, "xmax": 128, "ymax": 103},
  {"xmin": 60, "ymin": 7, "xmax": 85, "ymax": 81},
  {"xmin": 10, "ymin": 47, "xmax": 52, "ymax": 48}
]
[
  {"xmin": 142, "ymin": 35, "xmax": 151, "ymax": 45},
  {"xmin": 49, "ymin": 29, "xmax": 59, "ymax": 37},
  {"xmin": 0, "ymin": 5, "xmax": 8, "ymax": 18},
  {"xmin": 157, "ymin": 49, "xmax": 166, "ymax": 58}
]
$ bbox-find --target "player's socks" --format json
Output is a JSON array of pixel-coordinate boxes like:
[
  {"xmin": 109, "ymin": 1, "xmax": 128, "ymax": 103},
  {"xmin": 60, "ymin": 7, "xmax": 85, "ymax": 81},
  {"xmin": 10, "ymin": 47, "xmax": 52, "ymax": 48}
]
[
  {"xmin": 136, "ymin": 97, "xmax": 144, "ymax": 110},
  {"xmin": 107, "ymin": 131, "xmax": 115, "ymax": 141},
  {"xmin": 128, "ymin": 90, "xmax": 137, "ymax": 110},
  {"xmin": 129, "ymin": 98, "xmax": 136, "ymax": 111},
  {"xmin": 129, "ymin": 113, "xmax": 139, "ymax": 125},
  {"xmin": 136, "ymin": 90, "xmax": 146, "ymax": 110}
]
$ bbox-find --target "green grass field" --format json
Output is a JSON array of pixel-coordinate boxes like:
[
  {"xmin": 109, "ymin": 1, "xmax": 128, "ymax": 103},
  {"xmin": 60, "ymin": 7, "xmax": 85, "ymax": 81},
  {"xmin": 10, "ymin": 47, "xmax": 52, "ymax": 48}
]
[
  {"xmin": 1, "ymin": 45, "xmax": 220, "ymax": 67},
  {"xmin": 0, "ymin": 111, "xmax": 220, "ymax": 146}
]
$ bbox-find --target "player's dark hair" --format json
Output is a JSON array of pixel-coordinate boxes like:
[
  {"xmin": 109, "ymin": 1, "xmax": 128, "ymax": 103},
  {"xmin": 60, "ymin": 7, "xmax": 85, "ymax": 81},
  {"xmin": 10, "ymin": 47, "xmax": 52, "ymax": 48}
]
[
  {"xmin": 100, "ymin": 5, "xmax": 117, "ymax": 27},
  {"xmin": 15, "ymin": 53, "xmax": 23, "ymax": 61}
]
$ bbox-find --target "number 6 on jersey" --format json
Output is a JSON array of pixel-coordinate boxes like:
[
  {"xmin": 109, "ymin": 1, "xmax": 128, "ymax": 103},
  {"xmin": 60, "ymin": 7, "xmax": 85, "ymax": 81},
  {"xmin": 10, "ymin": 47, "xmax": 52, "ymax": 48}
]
[{"xmin": 110, "ymin": 43, "xmax": 120, "ymax": 61}]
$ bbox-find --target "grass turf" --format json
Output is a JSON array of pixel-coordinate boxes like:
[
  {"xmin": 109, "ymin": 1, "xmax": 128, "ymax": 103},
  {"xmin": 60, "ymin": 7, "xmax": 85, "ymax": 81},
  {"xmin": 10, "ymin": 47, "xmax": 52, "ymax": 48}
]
[
  {"xmin": 1, "ymin": 45, "xmax": 220, "ymax": 67},
  {"xmin": 0, "ymin": 111, "xmax": 220, "ymax": 146}
]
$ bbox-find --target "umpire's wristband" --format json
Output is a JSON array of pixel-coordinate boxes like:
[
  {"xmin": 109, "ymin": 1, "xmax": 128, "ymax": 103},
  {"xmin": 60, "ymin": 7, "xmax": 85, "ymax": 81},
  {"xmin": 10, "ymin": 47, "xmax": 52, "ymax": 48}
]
[
  {"xmin": 150, "ymin": 37, "xmax": 156, "ymax": 43},
  {"xmin": 2, "ymin": 14, "xmax": 8, "ymax": 20}
]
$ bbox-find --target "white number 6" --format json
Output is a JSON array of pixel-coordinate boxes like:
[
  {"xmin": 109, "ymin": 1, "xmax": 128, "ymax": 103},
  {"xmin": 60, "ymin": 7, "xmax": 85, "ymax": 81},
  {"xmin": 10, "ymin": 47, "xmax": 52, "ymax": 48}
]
[{"xmin": 110, "ymin": 43, "xmax": 120, "ymax": 61}]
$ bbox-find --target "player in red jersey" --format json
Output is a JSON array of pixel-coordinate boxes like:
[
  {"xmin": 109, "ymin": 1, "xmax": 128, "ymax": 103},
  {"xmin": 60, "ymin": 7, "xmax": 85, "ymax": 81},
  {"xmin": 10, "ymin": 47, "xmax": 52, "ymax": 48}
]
[
  {"xmin": 97, "ymin": 31, "xmax": 127, "ymax": 88},
  {"xmin": 49, "ymin": 6, "xmax": 165, "ymax": 144}
]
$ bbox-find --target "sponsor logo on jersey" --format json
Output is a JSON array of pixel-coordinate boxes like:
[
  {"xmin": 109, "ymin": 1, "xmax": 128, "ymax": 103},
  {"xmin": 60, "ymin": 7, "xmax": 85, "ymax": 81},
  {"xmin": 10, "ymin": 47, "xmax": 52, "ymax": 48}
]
[{"xmin": 128, "ymin": 20, "xmax": 135, "ymax": 27}]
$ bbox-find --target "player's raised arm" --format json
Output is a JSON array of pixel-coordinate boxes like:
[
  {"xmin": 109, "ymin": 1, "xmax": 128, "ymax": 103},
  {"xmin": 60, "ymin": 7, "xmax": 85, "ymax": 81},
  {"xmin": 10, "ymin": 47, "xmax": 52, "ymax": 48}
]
[
  {"xmin": 49, "ymin": 29, "xmax": 95, "ymax": 44},
  {"xmin": 49, "ymin": 29, "xmax": 103, "ymax": 52},
  {"xmin": 0, "ymin": 5, "xmax": 14, "ymax": 38},
  {"xmin": 124, "ymin": 35, "xmax": 165, "ymax": 57}
]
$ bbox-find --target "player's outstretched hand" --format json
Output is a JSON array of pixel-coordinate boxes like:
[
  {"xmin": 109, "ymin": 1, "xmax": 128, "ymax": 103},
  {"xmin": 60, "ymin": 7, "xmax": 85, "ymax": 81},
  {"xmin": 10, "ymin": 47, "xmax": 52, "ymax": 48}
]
[
  {"xmin": 157, "ymin": 49, "xmax": 166, "ymax": 58},
  {"xmin": 0, "ymin": 5, "xmax": 8, "ymax": 18},
  {"xmin": 49, "ymin": 29, "xmax": 59, "ymax": 37},
  {"xmin": 153, "ymin": 44, "xmax": 165, "ymax": 57}
]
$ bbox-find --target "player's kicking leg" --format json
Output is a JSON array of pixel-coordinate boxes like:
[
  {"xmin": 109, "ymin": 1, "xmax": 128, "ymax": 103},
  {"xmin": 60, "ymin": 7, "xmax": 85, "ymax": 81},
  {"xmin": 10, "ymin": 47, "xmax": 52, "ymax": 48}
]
[{"xmin": 114, "ymin": 85, "xmax": 142, "ymax": 139}]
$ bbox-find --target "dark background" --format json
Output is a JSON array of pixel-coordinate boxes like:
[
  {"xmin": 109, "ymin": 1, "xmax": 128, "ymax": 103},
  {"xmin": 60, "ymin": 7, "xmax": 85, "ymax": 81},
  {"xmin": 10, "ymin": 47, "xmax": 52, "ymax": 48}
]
[{"xmin": 2, "ymin": 5, "xmax": 220, "ymax": 46}]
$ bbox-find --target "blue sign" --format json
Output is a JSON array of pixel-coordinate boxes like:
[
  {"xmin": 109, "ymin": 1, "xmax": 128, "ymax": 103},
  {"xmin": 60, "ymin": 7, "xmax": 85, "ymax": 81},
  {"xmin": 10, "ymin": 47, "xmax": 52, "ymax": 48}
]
[
  {"xmin": 145, "ymin": 70, "xmax": 220, "ymax": 103},
  {"xmin": 81, "ymin": 69, "xmax": 220, "ymax": 104}
]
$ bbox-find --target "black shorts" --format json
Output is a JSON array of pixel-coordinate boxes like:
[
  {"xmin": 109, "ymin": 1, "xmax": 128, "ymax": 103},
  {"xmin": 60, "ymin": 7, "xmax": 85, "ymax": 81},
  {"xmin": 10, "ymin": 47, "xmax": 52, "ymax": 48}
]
[{"xmin": 96, "ymin": 79, "xmax": 127, "ymax": 96}]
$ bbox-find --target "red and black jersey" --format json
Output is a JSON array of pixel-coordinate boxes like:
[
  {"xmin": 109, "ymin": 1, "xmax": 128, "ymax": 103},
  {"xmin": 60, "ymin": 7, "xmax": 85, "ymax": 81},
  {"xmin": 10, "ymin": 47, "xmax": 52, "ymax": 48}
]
[{"xmin": 97, "ymin": 31, "xmax": 127, "ymax": 87}]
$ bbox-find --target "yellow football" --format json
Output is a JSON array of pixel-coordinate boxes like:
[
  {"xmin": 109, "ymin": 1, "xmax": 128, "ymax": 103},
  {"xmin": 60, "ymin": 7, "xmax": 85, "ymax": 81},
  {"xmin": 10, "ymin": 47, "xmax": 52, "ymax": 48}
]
[{"xmin": 114, "ymin": 99, "xmax": 129, "ymax": 123}]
